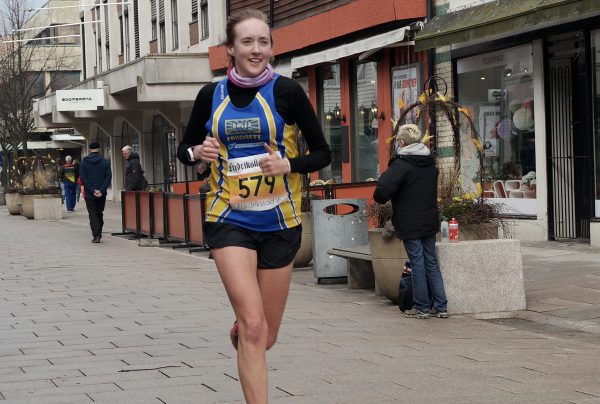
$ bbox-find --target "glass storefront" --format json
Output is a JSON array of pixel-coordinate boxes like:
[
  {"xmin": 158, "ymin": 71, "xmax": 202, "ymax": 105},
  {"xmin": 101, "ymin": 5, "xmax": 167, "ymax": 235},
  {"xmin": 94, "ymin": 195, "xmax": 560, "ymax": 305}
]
[
  {"xmin": 457, "ymin": 45, "xmax": 536, "ymax": 215},
  {"xmin": 351, "ymin": 61, "xmax": 379, "ymax": 181},
  {"xmin": 121, "ymin": 121, "xmax": 140, "ymax": 184},
  {"xmin": 317, "ymin": 64, "xmax": 342, "ymax": 183},
  {"xmin": 151, "ymin": 115, "xmax": 176, "ymax": 189},
  {"xmin": 592, "ymin": 31, "xmax": 600, "ymax": 217}
]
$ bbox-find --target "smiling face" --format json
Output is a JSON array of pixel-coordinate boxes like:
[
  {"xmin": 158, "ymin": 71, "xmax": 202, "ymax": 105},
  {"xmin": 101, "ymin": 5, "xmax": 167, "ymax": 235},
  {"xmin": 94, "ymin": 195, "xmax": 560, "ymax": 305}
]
[{"xmin": 227, "ymin": 17, "xmax": 272, "ymax": 78}]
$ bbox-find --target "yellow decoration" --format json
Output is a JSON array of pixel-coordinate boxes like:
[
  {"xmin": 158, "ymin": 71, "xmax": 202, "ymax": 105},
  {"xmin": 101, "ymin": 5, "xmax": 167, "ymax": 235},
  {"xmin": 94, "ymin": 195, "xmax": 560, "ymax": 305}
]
[
  {"xmin": 418, "ymin": 92, "xmax": 427, "ymax": 104},
  {"xmin": 458, "ymin": 107, "xmax": 470, "ymax": 117},
  {"xmin": 472, "ymin": 138, "xmax": 483, "ymax": 151},
  {"xmin": 397, "ymin": 98, "xmax": 405, "ymax": 110},
  {"xmin": 435, "ymin": 93, "xmax": 447, "ymax": 102},
  {"xmin": 386, "ymin": 136, "xmax": 395, "ymax": 144}
]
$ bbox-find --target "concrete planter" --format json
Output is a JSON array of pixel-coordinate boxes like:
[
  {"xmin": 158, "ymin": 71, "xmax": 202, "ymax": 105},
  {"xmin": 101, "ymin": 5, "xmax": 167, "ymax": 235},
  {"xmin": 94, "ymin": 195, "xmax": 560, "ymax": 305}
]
[
  {"xmin": 20, "ymin": 194, "xmax": 62, "ymax": 219},
  {"xmin": 293, "ymin": 212, "xmax": 313, "ymax": 268},
  {"xmin": 369, "ymin": 223, "xmax": 499, "ymax": 303},
  {"xmin": 6, "ymin": 193, "xmax": 22, "ymax": 215}
]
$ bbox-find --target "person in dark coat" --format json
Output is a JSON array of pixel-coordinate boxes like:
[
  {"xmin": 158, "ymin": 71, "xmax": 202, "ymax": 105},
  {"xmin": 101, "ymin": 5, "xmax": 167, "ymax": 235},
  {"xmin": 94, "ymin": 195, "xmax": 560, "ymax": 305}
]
[
  {"xmin": 79, "ymin": 141, "xmax": 112, "ymax": 243},
  {"xmin": 121, "ymin": 145, "xmax": 146, "ymax": 191},
  {"xmin": 373, "ymin": 124, "xmax": 448, "ymax": 319}
]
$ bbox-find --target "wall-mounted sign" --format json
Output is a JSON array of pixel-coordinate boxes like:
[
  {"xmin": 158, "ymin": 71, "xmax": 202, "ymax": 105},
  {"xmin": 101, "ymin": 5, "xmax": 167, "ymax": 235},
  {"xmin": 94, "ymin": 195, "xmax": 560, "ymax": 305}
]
[
  {"xmin": 56, "ymin": 89, "xmax": 104, "ymax": 112},
  {"xmin": 392, "ymin": 63, "xmax": 422, "ymax": 126}
]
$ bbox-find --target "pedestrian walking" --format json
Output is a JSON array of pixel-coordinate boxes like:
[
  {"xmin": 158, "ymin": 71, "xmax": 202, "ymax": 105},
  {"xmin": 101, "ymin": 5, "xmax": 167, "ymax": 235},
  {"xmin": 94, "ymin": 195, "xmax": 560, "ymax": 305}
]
[
  {"xmin": 79, "ymin": 141, "xmax": 112, "ymax": 243},
  {"xmin": 60, "ymin": 155, "xmax": 79, "ymax": 212},
  {"xmin": 373, "ymin": 124, "xmax": 449, "ymax": 319},
  {"xmin": 177, "ymin": 9, "xmax": 331, "ymax": 403},
  {"xmin": 73, "ymin": 159, "xmax": 81, "ymax": 201},
  {"xmin": 121, "ymin": 145, "xmax": 147, "ymax": 191}
]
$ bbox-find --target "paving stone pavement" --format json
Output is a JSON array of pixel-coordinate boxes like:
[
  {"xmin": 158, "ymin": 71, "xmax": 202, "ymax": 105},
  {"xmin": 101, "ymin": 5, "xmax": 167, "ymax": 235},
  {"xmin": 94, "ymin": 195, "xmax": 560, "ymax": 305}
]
[{"xmin": 1, "ymin": 203, "xmax": 600, "ymax": 403}]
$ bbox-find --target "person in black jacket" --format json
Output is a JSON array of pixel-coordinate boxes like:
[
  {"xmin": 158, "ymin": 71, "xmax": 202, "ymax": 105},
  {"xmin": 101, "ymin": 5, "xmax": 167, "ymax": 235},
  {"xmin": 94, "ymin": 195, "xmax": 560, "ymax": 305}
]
[
  {"xmin": 373, "ymin": 124, "xmax": 448, "ymax": 319},
  {"xmin": 79, "ymin": 141, "xmax": 112, "ymax": 243},
  {"xmin": 121, "ymin": 145, "xmax": 146, "ymax": 191}
]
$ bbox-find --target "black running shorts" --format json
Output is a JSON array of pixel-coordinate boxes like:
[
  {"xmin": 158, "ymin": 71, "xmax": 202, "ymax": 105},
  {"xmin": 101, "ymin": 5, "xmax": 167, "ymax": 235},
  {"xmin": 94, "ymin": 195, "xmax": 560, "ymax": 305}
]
[{"xmin": 204, "ymin": 222, "xmax": 302, "ymax": 269}]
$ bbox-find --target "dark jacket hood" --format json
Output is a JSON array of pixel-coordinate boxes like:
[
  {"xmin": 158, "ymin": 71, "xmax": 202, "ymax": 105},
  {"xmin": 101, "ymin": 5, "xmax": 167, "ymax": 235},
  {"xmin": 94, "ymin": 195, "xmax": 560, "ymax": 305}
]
[
  {"xmin": 392, "ymin": 154, "xmax": 436, "ymax": 168},
  {"xmin": 83, "ymin": 153, "xmax": 106, "ymax": 165}
]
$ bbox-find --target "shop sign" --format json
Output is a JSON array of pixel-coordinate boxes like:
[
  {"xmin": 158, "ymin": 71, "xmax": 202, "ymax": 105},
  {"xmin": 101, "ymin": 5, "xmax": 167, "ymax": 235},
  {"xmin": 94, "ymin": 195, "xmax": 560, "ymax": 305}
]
[
  {"xmin": 56, "ymin": 89, "xmax": 104, "ymax": 112},
  {"xmin": 392, "ymin": 63, "xmax": 422, "ymax": 124},
  {"xmin": 457, "ymin": 45, "xmax": 531, "ymax": 74}
]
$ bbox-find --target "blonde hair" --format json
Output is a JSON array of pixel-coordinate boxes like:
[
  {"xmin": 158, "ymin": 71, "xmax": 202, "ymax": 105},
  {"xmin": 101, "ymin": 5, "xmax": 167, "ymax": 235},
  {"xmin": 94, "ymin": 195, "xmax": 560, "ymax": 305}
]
[{"xmin": 396, "ymin": 124, "xmax": 422, "ymax": 146}]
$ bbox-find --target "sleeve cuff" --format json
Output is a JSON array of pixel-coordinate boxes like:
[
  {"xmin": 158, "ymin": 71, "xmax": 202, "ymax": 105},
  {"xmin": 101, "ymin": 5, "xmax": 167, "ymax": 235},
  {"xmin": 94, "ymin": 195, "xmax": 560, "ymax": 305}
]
[{"xmin": 187, "ymin": 147, "xmax": 195, "ymax": 162}]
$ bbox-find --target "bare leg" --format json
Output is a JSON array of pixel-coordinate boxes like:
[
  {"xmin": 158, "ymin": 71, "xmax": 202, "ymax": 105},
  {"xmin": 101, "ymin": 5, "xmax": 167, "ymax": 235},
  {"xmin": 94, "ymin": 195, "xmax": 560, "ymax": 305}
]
[
  {"xmin": 212, "ymin": 247, "xmax": 268, "ymax": 404},
  {"xmin": 257, "ymin": 263, "xmax": 293, "ymax": 349}
]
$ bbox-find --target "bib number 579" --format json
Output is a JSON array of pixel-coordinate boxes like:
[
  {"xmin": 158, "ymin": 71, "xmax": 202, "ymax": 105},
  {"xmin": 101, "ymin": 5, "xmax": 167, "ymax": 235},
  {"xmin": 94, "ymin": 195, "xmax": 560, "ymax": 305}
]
[{"xmin": 238, "ymin": 175, "xmax": 276, "ymax": 199}]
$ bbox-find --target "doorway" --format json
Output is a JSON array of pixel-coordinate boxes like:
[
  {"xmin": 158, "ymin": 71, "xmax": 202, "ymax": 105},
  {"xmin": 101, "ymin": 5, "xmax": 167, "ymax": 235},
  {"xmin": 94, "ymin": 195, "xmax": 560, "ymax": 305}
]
[{"xmin": 546, "ymin": 31, "xmax": 594, "ymax": 240}]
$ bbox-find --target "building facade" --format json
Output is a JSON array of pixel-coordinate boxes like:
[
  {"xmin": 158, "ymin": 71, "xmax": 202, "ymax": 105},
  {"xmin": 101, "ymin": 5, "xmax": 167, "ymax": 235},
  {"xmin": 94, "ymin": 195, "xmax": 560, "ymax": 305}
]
[
  {"xmin": 417, "ymin": 0, "xmax": 600, "ymax": 245},
  {"xmin": 34, "ymin": 0, "xmax": 431, "ymax": 201}
]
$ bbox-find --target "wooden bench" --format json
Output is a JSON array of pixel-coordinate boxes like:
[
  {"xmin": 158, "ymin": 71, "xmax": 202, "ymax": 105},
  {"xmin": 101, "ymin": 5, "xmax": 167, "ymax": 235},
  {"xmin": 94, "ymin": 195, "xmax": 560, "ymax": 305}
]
[{"xmin": 327, "ymin": 245, "xmax": 375, "ymax": 290}]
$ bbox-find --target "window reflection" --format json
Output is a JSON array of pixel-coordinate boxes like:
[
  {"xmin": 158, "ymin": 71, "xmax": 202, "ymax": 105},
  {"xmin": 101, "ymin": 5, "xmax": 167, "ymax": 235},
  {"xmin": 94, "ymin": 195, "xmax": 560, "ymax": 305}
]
[
  {"xmin": 352, "ymin": 61, "xmax": 379, "ymax": 182},
  {"xmin": 457, "ymin": 46, "xmax": 536, "ymax": 211},
  {"xmin": 318, "ymin": 64, "xmax": 342, "ymax": 183}
]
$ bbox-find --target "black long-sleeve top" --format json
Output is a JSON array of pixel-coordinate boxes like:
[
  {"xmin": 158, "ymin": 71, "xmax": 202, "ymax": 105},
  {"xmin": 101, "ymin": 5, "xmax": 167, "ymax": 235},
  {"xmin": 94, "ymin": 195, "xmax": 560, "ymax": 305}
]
[{"xmin": 177, "ymin": 76, "xmax": 331, "ymax": 173}]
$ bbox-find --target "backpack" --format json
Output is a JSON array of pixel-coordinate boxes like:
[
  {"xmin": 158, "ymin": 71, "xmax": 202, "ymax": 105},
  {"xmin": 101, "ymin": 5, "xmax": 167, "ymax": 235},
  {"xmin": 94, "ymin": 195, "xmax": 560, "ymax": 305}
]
[{"xmin": 398, "ymin": 261, "xmax": 413, "ymax": 312}]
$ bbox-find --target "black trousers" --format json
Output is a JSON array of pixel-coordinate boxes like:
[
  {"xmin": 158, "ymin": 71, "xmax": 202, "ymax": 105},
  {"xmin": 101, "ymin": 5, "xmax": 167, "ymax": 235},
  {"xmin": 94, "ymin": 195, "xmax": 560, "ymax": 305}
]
[{"xmin": 85, "ymin": 196, "xmax": 106, "ymax": 238}]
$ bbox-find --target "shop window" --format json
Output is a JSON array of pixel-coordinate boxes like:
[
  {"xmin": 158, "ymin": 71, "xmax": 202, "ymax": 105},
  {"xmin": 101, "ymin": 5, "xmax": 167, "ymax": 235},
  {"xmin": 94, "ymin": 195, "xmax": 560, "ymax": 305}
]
[
  {"xmin": 317, "ymin": 64, "xmax": 342, "ymax": 183},
  {"xmin": 457, "ymin": 45, "xmax": 536, "ymax": 215},
  {"xmin": 351, "ymin": 61, "xmax": 378, "ymax": 182},
  {"xmin": 592, "ymin": 31, "xmax": 600, "ymax": 217},
  {"xmin": 151, "ymin": 115, "xmax": 176, "ymax": 189}
]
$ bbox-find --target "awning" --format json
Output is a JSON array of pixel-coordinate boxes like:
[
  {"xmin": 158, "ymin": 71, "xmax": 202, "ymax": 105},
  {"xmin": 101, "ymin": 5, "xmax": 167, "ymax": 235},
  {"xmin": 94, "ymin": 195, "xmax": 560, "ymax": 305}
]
[
  {"xmin": 415, "ymin": 0, "xmax": 600, "ymax": 51},
  {"xmin": 291, "ymin": 24, "xmax": 416, "ymax": 70}
]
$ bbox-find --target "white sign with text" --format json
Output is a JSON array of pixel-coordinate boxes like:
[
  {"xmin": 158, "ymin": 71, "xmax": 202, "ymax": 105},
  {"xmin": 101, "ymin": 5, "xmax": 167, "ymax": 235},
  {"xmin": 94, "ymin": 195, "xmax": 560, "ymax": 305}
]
[{"xmin": 56, "ymin": 89, "xmax": 104, "ymax": 112}]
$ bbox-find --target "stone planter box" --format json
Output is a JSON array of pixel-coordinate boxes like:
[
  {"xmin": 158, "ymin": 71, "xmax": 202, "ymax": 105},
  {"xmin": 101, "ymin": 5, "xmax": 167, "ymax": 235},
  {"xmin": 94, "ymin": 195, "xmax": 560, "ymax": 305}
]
[
  {"xmin": 21, "ymin": 194, "xmax": 62, "ymax": 219},
  {"xmin": 5, "ymin": 192, "xmax": 22, "ymax": 215},
  {"xmin": 294, "ymin": 212, "xmax": 313, "ymax": 268},
  {"xmin": 369, "ymin": 223, "xmax": 499, "ymax": 303}
]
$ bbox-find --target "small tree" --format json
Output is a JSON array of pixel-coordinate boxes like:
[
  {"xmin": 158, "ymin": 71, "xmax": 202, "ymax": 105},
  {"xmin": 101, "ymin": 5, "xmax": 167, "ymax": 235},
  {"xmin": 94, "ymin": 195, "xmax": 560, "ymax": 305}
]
[{"xmin": 0, "ymin": 0, "xmax": 80, "ymax": 188}]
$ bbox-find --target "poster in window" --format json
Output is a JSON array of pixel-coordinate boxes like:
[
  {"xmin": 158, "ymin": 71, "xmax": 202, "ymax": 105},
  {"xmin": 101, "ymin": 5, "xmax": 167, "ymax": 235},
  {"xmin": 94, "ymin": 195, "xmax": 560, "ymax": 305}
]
[{"xmin": 391, "ymin": 64, "xmax": 422, "ymax": 125}]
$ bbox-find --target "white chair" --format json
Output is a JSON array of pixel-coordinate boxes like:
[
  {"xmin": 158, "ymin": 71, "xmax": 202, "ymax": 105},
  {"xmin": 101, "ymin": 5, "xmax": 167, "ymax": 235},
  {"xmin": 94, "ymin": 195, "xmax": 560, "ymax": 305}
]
[
  {"xmin": 509, "ymin": 190, "xmax": 524, "ymax": 198},
  {"xmin": 494, "ymin": 181, "xmax": 507, "ymax": 198},
  {"xmin": 505, "ymin": 180, "xmax": 522, "ymax": 192}
]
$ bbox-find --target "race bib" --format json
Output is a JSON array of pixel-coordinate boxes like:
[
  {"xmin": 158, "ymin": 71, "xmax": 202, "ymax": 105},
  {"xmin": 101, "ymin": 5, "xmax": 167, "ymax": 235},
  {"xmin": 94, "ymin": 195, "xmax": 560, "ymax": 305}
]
[{"xmin": 227, "ymin": 153, "xmax": 287, "ymax": 211}]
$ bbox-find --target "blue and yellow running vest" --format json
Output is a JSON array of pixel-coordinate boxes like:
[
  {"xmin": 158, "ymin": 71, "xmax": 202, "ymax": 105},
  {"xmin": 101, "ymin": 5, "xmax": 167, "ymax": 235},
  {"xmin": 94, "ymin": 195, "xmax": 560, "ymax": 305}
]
[{"xmin": 204, "ymin": 76, "xmax": 301, "ymax": 232}]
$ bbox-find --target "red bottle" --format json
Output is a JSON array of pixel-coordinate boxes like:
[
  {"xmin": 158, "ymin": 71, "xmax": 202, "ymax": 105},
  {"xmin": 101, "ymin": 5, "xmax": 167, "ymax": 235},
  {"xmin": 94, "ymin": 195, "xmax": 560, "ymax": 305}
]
[{"xmin": 449, "ymin": 218, "xmax": 459, "ymax": 242}]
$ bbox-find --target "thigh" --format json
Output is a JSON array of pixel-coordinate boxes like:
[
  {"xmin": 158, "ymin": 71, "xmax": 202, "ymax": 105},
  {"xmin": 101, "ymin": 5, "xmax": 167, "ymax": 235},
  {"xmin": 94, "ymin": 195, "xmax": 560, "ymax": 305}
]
[
  {"xmin": 211, "ymin": 247, "xmax": 264, "ymax": 320},
  {"xmin": 257, "ymin": 263, "xmax": 293, "ymax": 333},
  {"xmin": 403, "ymin": 238, "xmax": 424, "ymax": 268},
  {"xmin": 421, "ymin": 235, "xmax": 439, "ymax": 268}
]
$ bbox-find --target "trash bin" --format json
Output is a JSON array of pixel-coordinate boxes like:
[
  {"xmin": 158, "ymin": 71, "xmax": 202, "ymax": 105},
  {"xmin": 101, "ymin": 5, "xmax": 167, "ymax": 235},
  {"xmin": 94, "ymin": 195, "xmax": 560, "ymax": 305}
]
[{"xmin": 311, "ymin": 198, "xmax": 367, "ymax": 281}]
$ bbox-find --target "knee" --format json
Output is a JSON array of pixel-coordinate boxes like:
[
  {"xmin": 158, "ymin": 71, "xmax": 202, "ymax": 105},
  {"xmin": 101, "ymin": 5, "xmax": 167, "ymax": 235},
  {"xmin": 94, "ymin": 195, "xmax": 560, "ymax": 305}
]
[{"xmin": 241, "ymin": 317, "xmax": 268, "ymax": 346}]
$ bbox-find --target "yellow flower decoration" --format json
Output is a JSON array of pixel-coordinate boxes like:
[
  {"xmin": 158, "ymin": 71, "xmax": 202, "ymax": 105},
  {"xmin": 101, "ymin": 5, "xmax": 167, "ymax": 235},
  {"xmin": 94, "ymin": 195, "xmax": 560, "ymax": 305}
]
[
  {"xmin": 472, "ymin": 138, "xmax": 483, "ymax": 151},
  {"xmin": 397, "ymin": 98, "xmax": 405, "ymax": 110},
  {"xmin": 386, "ymin": 136, "xmax": 395, "ymax": 144},
  {"xmin": 458, "ymin": 107, "xmax": 470, "ymax": 117},
  {"xmin": 435, "ymin": 93, "xmax": 447, "ymax": 102},
  {"xmin": 452, "ymin": 196, "xmax": 462, "ymax": 202},
  {"xmin": 418, "ymin": 92, "xmax": 427, "ymax": 104},
  {"xmin": 390, "ymin": 118, "xmax": 398, "ymax": 129}
]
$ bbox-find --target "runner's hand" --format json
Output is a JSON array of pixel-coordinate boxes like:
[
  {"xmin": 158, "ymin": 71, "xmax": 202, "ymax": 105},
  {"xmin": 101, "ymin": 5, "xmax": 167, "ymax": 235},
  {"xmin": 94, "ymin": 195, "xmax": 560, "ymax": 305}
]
[
  {"xmin": 259, "ymin": 144, "xmax": 291, "ymax": 176},
  {"xmin": 193, "ymin": 137, "xmax": 220, "ymax": 162}
]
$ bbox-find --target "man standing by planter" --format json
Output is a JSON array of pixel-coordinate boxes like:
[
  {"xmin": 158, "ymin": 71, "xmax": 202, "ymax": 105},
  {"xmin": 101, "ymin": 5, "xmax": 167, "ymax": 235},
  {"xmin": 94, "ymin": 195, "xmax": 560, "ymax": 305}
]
[
  {"xmin": 79, "ymin": 141, "xmax": 112, "ymax": 243},
  {"xmin": 373, "ymin": 124, "xmax": 448, "ymax": 319}
]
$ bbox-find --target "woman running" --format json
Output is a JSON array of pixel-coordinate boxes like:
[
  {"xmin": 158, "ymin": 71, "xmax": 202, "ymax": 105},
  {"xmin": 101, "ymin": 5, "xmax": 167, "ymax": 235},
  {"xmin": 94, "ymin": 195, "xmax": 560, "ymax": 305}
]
[{"xmin": 177, "ymin": 9, "xmax": 331, "ymax": 403}]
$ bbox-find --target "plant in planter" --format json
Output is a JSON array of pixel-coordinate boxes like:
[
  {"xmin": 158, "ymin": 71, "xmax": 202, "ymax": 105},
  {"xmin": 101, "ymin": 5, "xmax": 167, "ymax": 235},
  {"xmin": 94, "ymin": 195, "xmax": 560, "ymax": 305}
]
[
  {"xmin": 522, "ymin": 171, "xmax": 536, "ymax": 190},
  {"xmin": 5, "ymin": 157, "xmax": 25, "ymax": 215},
  {"xmin": 18, "ymin": 155, "xmax": 62, "ymax": 219},
  {"xmin": 368, "ymin": 76, "xmax": 508, "ymax": 302}
]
